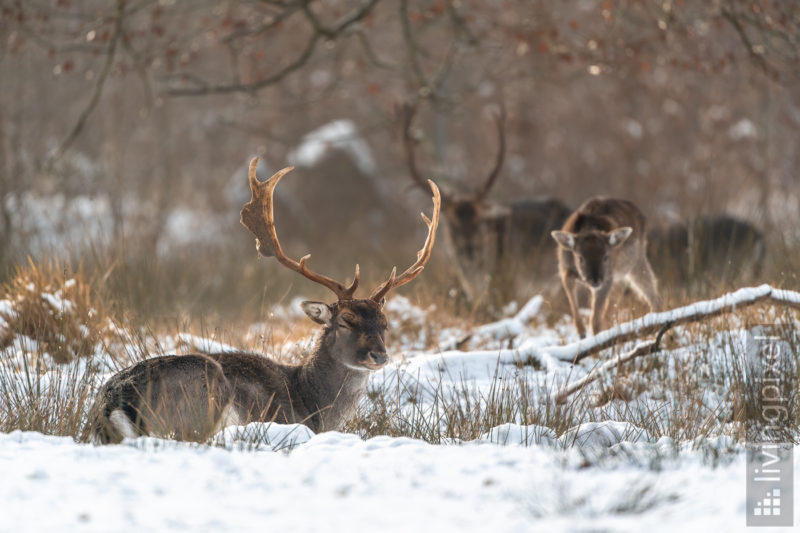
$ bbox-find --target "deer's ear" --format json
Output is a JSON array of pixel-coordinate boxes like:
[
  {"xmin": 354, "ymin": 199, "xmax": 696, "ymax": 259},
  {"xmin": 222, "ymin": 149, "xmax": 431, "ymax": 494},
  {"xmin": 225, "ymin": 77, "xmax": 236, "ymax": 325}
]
[
  {"xmin": 608, "ymin": 227, "xmax": 633, "ymax": 247},
  {"xmin": 551, "ymin": 231, "xmax": 575, "ymax": 249},
  {"xmin": 301, "ymin": 301, "xmax": 334, "ymax": 325}
]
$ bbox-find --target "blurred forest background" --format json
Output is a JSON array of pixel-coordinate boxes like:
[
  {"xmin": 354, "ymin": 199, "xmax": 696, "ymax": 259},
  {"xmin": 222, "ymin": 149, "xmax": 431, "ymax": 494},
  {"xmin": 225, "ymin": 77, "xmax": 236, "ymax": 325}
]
[{"xmin": 1, "ymin": 0, "xmax": 799, "ymax": 320}]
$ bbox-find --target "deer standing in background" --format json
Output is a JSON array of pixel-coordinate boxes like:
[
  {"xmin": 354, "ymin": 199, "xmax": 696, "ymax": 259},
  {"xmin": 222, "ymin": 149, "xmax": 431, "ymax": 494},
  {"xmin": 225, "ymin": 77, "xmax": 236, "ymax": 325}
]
[
  {"xmin": 647, "ymin": 214, "xmax": 766, "ymax": 291},
  {"xmin": 85, "ymin": 158, "xmax": 441, "ymax": 444},
  {"xmin": 399, "ymin": 102, "xmax": 570, "ymax": 307},
  {"xmin": 551, "ymin": 198, "xmax": 662, "ymax": 338}
]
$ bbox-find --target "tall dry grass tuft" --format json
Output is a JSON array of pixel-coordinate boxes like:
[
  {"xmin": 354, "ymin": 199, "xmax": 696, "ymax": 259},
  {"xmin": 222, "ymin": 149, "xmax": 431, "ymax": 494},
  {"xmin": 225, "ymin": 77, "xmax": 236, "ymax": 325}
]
[
  {"xmin": 0, "ymin": 354, "xmax": 100, "ymax": 437},
  {"xmin": 0, "ymin": 259, "xmax": 136, "ymax": 438},
  {"xmin": 0, "ymin": 259, "xmax": 117, "ymax": 364}
]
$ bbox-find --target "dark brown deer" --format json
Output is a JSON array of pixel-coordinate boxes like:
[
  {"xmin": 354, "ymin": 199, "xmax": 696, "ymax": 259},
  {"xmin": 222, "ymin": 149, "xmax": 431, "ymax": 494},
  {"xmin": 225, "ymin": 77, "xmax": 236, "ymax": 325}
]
[
  {"xmin": 551, "ymin": 198, "xmax": 662, "ymax": 338},
  {"xmin": 647, "ymin": 214, "xmax": 766, "ymax": 292},
  {"xmin": 399, "ymin": 102, "xmax": 570, "ymax": 305},
  {"xmin": 85, "ymin": 158, "xmax": 441, "ymax": 444}
]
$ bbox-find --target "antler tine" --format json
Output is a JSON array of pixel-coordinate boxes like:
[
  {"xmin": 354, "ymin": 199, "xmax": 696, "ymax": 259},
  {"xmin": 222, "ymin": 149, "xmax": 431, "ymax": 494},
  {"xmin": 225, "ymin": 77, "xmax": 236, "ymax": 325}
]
[
  {"xmin": 240, "ymin": 157, "xmax": 360, "ymax": 300},
  {"xmin": 370, "ymin": 179, "xmax": 441, "ymax": 302},
  {"xmin": 398, "ymin": 101, "xmax": 443, "ymax": 198},
  {"xmin": 475, "ymin": 103, "xmax": 506, "ymax": 201}
]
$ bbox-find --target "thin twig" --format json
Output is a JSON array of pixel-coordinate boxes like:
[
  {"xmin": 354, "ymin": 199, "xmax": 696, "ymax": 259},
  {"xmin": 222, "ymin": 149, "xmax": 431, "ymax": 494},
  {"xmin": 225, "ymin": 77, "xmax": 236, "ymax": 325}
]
[
  {"xmin": 553, "ymin": 340, "xmax": 657, "ymax": 405},
  {"xmin": 45, "ymin": 0, "xmax": 126, "ymax": 167},
  {"xmin": 166, "ymin": 0, "xmax": 380, "ymax": 97}
]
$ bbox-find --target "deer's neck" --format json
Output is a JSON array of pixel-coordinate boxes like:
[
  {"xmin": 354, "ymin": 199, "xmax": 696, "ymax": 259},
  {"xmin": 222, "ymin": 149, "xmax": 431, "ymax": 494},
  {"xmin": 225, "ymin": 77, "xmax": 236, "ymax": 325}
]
[{"xmin": 295, "ymin": 329, "xmax": 370, "ymax": 432}]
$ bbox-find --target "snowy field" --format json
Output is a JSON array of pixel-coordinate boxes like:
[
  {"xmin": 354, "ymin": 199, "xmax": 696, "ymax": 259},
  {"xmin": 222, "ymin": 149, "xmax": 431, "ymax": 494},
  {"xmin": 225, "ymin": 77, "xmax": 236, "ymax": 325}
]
[
  {"xmin": 0, "ymin": 429, "xmax": 784, "ymax": 532},
  {"xmin": 1, "ymin": 283, "xmax": 799, "ymax": 531}
]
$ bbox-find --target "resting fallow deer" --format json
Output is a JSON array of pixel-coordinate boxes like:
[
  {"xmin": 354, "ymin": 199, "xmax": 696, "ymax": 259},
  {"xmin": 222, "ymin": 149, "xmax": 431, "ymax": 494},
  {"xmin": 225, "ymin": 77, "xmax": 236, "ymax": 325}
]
[
  {"xmin": 85, "ymin": 158, "xmax": 441, "ymax": 444},
  {"xmin": 399, "ymin": 102, "xmax": 570, "ymax": 305},
  {"xmin": 551, "ymin": 198, "xmax": 662, "ymax": 338}
]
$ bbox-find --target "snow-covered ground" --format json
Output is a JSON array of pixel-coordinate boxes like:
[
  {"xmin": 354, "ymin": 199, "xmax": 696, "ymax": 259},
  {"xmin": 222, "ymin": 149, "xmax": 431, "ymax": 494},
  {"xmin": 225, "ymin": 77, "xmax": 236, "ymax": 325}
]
[
  {"xmin": 1, "ymin": 286, "xmax": 799, "ymax": 531},
  {"xmin": 0, "ymin": 429, "xmax": 786, "ymax": 532}
]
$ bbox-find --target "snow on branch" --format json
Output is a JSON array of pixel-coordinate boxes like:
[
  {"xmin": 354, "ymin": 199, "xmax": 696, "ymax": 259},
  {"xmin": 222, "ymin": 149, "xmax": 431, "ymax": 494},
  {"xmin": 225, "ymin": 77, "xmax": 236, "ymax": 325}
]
[
  {"xmin": 549, "ymin": 285, "xmax": 800, "ymax": 404},
  {"xmin": 545, "ymin": 285, "xmax": 800, "ymax": 364},
  {"xmin": 428, "ymin": 286, "xmax": 799, "ymax": 380},
  {"xmin": 440, "ymin": 295, "xmax": 543, "ymax": 351}
]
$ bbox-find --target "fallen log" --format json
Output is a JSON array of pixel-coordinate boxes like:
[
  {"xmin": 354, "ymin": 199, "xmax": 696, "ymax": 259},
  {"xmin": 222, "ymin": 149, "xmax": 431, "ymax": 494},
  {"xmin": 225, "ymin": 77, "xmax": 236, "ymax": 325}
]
[
  {"xmin": 544, "ymin": 285, "xmax": 800, "ymax": 365},
  {"xmin": 551, "ymin": 285, "xmax": 800, "ymax": 404}
]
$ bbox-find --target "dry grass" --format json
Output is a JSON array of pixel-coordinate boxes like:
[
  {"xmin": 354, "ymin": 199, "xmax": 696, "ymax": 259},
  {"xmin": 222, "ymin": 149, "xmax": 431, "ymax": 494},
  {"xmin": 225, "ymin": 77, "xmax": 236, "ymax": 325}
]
[
  {"xmin": 0, "ymin": 259, "xmax": 121, "ymax": 364},
  {"xmin": 0, "ymin": 256, "xmax": 797, "ymax": 449}
]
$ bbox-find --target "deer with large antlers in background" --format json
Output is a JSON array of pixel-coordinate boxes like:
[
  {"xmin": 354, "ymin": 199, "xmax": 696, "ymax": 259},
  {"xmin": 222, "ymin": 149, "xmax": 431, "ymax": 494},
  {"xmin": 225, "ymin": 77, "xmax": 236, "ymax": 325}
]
[
  {"xmin": 85, "ymin": 158, "xmax": 440, "ymax": 444},
  {"xmin": 399, "ymin": 102, "xmax": 570, "ymax": 307}
]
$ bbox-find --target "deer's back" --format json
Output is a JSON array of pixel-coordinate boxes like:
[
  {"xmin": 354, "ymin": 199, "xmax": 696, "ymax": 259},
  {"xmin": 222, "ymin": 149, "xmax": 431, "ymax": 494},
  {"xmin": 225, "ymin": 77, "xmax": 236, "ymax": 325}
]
[
  {"xmin": 509, "ymin": 198, "xmax": 572, "ymax": 248},
  {"xmin": 563, "ymin": 197, "xmax": 646, "ymax": 236},
  {"xmin": 86, "ymin": 354, "xmax": 233, "ymax": 443},
  {"xmin": 648, "ymin": 214, "xmax": 765, "ymax": 287},
  {"xmin": 203, "ymin": 352, "xmax": 303, "ymax": 424}
]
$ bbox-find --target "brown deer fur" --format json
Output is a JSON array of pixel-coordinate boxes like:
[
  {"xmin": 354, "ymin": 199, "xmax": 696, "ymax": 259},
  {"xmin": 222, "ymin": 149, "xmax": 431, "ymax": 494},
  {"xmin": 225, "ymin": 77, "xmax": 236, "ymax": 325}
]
[
  {"xmin": 551, "ymin": 198, "xmax": 662, "ymax": 337},
  {"xmin": 84, "ymin": 159, "xmax": 440, "ymax": 444},
  {"xmin": 399, "ymin": 101, "xmax": 569, "ymax": 304}
]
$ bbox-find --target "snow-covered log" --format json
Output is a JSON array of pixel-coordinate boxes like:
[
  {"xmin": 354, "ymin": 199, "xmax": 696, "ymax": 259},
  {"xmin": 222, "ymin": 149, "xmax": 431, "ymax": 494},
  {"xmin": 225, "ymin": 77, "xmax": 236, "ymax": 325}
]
[
  {"xmin": 442, "ymin": 295, "xmax": 543, "ymax": 350},
  {"xmin": 550, "ymin": 285, "xmax": 800, "ymax": 403},
  {"xmin": 545, "ymin": 285, "xmax": 800, "ymax": 364}
]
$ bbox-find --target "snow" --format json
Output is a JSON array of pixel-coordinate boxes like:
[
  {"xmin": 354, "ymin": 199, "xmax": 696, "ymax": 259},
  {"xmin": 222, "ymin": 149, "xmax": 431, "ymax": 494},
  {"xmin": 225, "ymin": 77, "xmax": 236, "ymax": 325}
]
[
  {"xmin": 540, "ymin": 284, "xmax": 781, "ymax": 363},
  {"xmin": 729, "ymin": 118, "xmax": 757, "ymax": 140},
  {"xmin": 288, "ymin": 119, "xmax": 377, "ymax": 176},
  {"xmin": 0, "ymin": 429, "xmax": 796, "ymax": 531},
  {"xmin": 3, "ymin": 192, "xmax": 114, "ymax": 256},
  {"xmin": 2, "ymin": 286, "xmax": 799, "ymax": 530},
  {"xmin": 2, "ymin": 192, "xmax": 238, "ymax": 260},
  {"xmin": 560, "ymin": 421, "xmax": 654, "ymax": 448},
  {"xmin": 156, "ymin": 207, "xmax": 231, "ymax": 257},
  {"xmin": 465, "ymin": 295, "xmax": 543, "ymax": 346}
]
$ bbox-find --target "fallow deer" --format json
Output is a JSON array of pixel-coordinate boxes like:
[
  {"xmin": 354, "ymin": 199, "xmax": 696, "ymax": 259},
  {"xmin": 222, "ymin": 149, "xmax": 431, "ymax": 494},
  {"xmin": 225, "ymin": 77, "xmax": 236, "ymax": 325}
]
[
  {"xmin": 399, "ymin": 102, "xmax": 570, "ymax": 305},
  {"xmin": 647, "ymin": 214, "xmax": 766, "ymax": 291},
  {"xmin": 85, "ymin": 158, "xmax": 441, "ymax": 444},
  {"xmin": 551, "ymin": 198, "xmax": 662, "ymax": 338}
]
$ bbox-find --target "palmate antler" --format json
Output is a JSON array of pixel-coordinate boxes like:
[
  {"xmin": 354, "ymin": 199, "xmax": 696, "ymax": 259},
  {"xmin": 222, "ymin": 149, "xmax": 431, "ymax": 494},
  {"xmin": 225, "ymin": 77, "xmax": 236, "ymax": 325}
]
[{"xmin": 240, "ymin": 157, "xmax": 440, "ymax": 303}]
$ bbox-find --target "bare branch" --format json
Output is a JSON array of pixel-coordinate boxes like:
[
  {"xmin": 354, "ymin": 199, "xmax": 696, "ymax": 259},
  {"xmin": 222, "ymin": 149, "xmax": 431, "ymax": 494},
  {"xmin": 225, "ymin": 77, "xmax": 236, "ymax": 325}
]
[
  {"xmin": 553, "ymin": 341, "xmax": 657, "ymax": 405},
  {"xmin": 720, "ymin": 3, "xmax": 774, "ymax": 78},
  {"xmin": 167, "ymin": 0, "xmax": 380, "ymax": 97},
  {"xmin": 166, "ymin": 33, "xmax": 320, "ymax": 97},
  {"xmin": 302, "ymin": 0, "xmax": 380, "ymax": 38},
  {"xmin": 397, "ymin": 101, "xmax": 435, "ymax": 195},
  {"xmin": 547, "ymin": 285, "xmax": 800, "ymax": 364},
  {"xmin": 399, "ymin": 0, "xmax": 428, "ymax": 90},
  {"xmin": 45, "ymin": 0, "xmax": 126, "ymax": 167}
]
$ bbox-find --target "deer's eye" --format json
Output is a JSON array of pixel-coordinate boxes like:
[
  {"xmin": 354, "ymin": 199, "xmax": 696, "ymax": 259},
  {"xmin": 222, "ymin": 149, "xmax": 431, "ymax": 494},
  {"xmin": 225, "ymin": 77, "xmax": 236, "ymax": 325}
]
[{"xmin": 603, "ymin": 255, "xmax": 609, "ymax": 263}]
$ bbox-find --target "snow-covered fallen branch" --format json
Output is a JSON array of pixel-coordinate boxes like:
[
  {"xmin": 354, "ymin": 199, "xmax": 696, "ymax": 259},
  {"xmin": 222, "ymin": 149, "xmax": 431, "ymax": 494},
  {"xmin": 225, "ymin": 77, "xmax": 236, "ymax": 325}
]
[
  {"xmin": 544, "ymin": 285, "xmax": 800, "ymax": 364},
  {"xmin": 550, "ymin": 285, "xmax": 800, "ymax": 403},
  {"xmin": 406, "ymin": 285, "xmax": 800, "ymax": 377},
  {"xmin": 440, "ymin": 295, "xmax": 543, "ymax": 351},
  {"xmin": 552, "ymin": 341, "xmax": 657, "ymax": 404}
]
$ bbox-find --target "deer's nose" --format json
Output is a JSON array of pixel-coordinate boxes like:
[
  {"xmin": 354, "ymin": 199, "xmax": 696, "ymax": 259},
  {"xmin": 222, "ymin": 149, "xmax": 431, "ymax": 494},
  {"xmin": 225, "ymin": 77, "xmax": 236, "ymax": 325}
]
[{"xmin": 368, "ymin": 351, "xmax": 388, "ymax": 366}]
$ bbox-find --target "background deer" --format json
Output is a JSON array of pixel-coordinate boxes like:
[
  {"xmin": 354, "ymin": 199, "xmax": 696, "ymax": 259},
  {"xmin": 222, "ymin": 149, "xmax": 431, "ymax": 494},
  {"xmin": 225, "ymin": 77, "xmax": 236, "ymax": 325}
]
[
  {"xmin": 647, "ymin": 214, "xmax": 766, "ymax": 292},
  {"xmin": 85, "ymin": 158, "xmax": 440, "ymax": 444},
  {"xmin": 399, "ymin": 102, "xmax": 570, "ymax": 308},
  {"xmin": 551, "ymin": 198, "xmax": 662, "ymax": 338}
]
